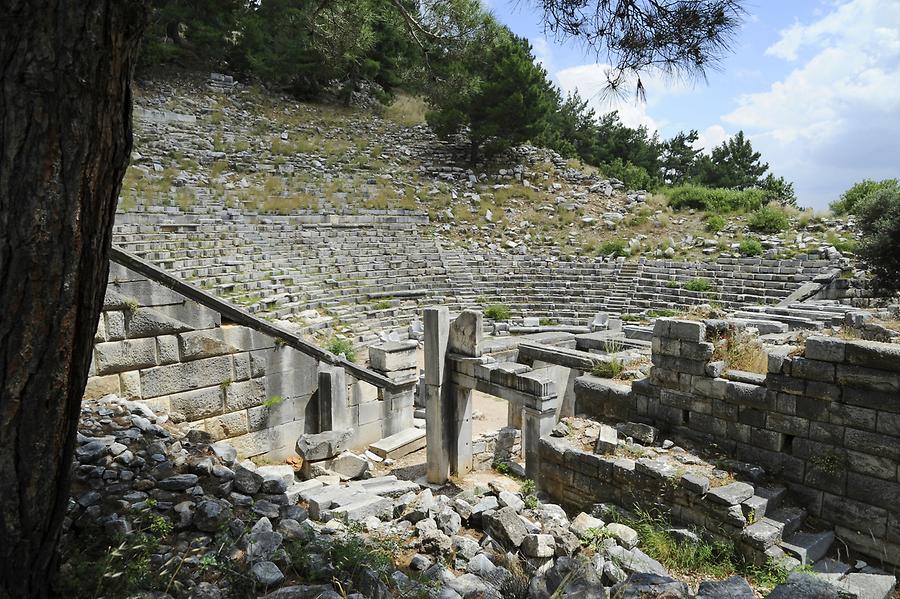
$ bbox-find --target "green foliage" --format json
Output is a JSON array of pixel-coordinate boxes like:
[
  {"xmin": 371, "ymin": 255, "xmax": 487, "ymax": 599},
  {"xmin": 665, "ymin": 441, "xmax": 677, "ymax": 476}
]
[
  {"xmin": 427, "ymin": 22, "xmax": 555, "ymax": 162},
  {"xmin": 831, "ymin": 178, "xmax": 900, "ymax": 215},
  {"xmin": 854, "ymin": 187, "xmax": 900, "ymax": 296},
  {"xmin": 664, "ymin": 185, "xmax": 766, "ymax": 213},
  {"xmin": 493, "ymin": 461, "xmax": 512, "ymax": 475},
  {"xmin": 602, "ymin": 158, "xmax": 654, "ymax": 190},
  {"xmin": 591, "ymin": 357, "xmax": 625, "ymax": 379},
  {"xmin": 646, "ymin": 309, "xmax": 678, "ymax": 318},
  {"xmin": 484, "ymin": 304, "xmax": 511, "ymax": 321},
  {"xmin": 760, "ymin": 174, "xmax": 797, "ymax": 208},
  {"xmin": 705, "ymin": 213, "xmax": 726, "ymax": 232},
  {"xmin": 661, "ymin": 130, "xmax": 701, "ymax": 185},
  {"xmin": 596, "ymin": 238, "xmax": 629, "ymax": 257},
  {"xmin": 523, "ymin": 494, "xmax": 538, "ymax": 510},
  {"xmin": 520, "ymin": 479, "xmax": 536, "ymax": 495},
  {"xmin": 694, "ymin": 131, "xmax": 768, "ymax": 190},
  {"xmin": 263, "ymin": 395, "xmax": 285, "ymax": 408},
  {"xmin": 748, "ymin": 206, "xmax": 790, "ymax": 233},
  {"xmin": 684, "ymin": 278, "xmax": 712, "ymax": 292},
  {"xmin": 371, "ymin": 299, "xmax": 392, "ymax": 310},
  {"xmin": 327, "ymin": 337, "xmax": 356, "ymax": 362},
  {"xmin": 739, "ymin": 238, "xmax": 764, "ymax": 256}
]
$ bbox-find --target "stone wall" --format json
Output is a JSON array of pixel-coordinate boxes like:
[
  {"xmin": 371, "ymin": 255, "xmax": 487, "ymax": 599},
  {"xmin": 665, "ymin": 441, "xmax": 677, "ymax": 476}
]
[
  {"xmin": 472, "ymin": 427, "xmax": 521, "ymax": 470},
  {"xmin": 574, "ymin": 318, "xmax": 900, "ymax": 567},
  {"xmin": 86, "ymin": 258, "xmax": 416, "ymax": 459}
]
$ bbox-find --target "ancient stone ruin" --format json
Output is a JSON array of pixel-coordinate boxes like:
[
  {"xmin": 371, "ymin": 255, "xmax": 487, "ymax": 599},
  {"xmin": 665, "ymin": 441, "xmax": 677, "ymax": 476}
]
[{"xmin": 64, "ymin": 75, "xmax": 899, "ymax": 599}]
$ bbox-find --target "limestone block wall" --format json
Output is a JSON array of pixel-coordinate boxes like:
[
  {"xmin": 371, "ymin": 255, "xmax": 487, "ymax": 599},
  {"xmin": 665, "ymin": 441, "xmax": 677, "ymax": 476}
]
[
  {"xmin": 576, "ymin": 318, "xmax": 900, "ymax": 566},
  {"xmin": 472, "ymin": 427, "xmax": 522, "ymax": 469},
  {"xmin": 86, "ymin": 257, "xmax": 416, "ymax": 460}
]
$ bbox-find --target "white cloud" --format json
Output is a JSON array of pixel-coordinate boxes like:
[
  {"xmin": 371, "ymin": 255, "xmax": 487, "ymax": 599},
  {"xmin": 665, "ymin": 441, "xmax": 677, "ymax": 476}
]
[
  {"xmin": 554, "ymin": 63, "xmax": 688, "ymax": 132},
  {"xmin": 695, "ymin": 125, "xmax": 728, "ymax": 151},
  {"xmin": 723, "ymin": 0, "xmax": 900, "ymax": 207}
]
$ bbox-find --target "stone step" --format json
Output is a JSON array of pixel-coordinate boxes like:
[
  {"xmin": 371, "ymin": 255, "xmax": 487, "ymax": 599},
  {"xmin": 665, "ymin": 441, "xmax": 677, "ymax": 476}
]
[
  {"xmin": 369, "ymin": 427, "xmax": 427, "ymax": 459},
  {"xmin": 781, "ymin": 530, "xmax": 835, "ymax": 565}
]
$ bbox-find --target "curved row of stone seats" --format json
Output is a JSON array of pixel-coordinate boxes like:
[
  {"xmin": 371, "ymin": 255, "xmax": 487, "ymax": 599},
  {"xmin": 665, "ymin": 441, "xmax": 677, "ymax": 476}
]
[{"xmin": 113, "ymin": 216, "xmax": 841, "ymax": 345}]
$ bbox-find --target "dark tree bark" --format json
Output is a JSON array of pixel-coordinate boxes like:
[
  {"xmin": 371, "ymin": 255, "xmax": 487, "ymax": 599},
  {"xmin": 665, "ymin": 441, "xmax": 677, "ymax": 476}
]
[{"xmin": 0, "ymin": 2, "xmax": 147, "ymax": 597}]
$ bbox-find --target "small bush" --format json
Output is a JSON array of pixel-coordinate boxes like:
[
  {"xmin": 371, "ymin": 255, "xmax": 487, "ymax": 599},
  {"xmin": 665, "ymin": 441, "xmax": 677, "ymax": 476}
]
[
  {"xmin": 602, "ymin": 158, "xmax": 655, "ymax": 191},
  {"xmin": 739, "ymin": 238, "xmax": 764, "ymax": 256},
  {"xmin": 705, "ymin": 213, "xmax": 726, "ymax": 233},
  {"xmin": 371, "ymin": 300, "xmax": 392, "ymax": 310},
  {"xmin": 831, "ymin": 178, "xmax": 900, "ymax": 215},
  {"xmin": 327, "ymin": 337, "xmax": 356, "ymax": 362},
  {"xmin": 591, "ymin": 358, "xmax": 625, "ymax": 379},
  {"xmin": 748, "ymin": 206, "xmax": 790, "ymax": 233},
  {"xmin": 597, "ymin": 238, "xmax": 628, "ymax": 257},
  {"xmin": 684, "ymin": 278, "xmax": 712, "ymax": 292},
  {"xmin": 484, "ymin": 304, "xmax": 511, "ymax": 321},
  {"xmin": 854, "ymin": 187, "xmax": 900, "ymax": 295},
  {"xmin": 664, "ymin": 185, "xmax": 766, "ymax": 213}
]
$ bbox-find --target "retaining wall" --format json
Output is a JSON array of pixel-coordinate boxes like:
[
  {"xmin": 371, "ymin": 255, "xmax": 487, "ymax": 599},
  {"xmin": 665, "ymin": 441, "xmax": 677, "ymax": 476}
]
[{"xmin": 573, "ymin": 318, "xmax": 900, "ymax": 567}]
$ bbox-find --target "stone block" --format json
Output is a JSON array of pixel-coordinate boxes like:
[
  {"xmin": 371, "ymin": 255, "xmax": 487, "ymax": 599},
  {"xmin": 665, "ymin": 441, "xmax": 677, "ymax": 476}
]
[
  {"xmin": 424, "ymin": 306, "xmax": 449, "ymax": 386},
  {"xmin": 844, "ymin": 339, "xmax": 900, "ymax": 372},
  {"xmin": 105, "ymin": 311, "xmax": 125, "ymax": 340},
  {"xmin": 669, "ymin": 320, "xmax": 706, "ymax": 343},
  {"xmin": 83, "ymin": 374, "xmax": 120, "ymax": 400},
  {"xmin": 837, "ymin": 364, "xmax": 900, "ymax": 393},
  {"xmin": 233, "ymin": 352, "xmax": 251, "ymax": 381},
  {"xmin": 725, "ymin": 381, "xmax": 767, "ymax": 406},
  {"xmin": 94, "ymin": 338, "xmax": 157, "ymax": 375},
  {"xmin": 448, "ymin": 310, "xmax": 483, "ymax": 357},
  {"xmin": 206, "ymin": 411, "xmax": 249, "ymax": 440},
  {"xmin": 169, "ymin": 386, "xmax": 224, "ymax": 421},
  {"xmin": 822, "ymin": 493, "xmax": 887, "ymax": 537},
  {"xmin": 119, "ymin": 371, "xmax": 141, "ymax": 400},
  {"xmin": 706, "ymin": 482, "xmax": 754, "ymax": 506},
  {"xmin": 804, "ymin": 336, "xmax": 846, "ymax": 363},
  {"xmin": 693, "ymin": 377, "xmax": 727, "ymax": 400},
  {"xmin": 140, "ymin": 355, "xmax": 233, "ymax": 398},
  {"xmin": 791, "ymin": 358, "xmax": 835, "ymax": 383},
  {"xmin": 766, "ymin": 413, "xmax": 809, "ymax": 437},
  {"xmin": 225, "ymin": 378, "xmax": 266, "ymax": 411},
  {"xmin": 156, "ymin": 335, "xmax": 179, "ymax": 365},
  {"xmin": 843, "ymin": 428, "xmax": 900, "ymax": 461},
  {"xmin": 846, "ymin": 471, "xmax": 900, "ymax": 511},
  {"xmin": 368, "ymin": 341, "xmax": 418, "ymax": 372},
  {"xmin": 125, "ymin": 307, "xmax": 190, "ymax": 338}
]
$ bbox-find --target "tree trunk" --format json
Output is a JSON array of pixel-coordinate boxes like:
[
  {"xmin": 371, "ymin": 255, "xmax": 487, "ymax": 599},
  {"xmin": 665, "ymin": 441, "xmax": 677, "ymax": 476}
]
[{"xmin": 0, "ymin": 2, "xmax": 147, "ymax": 597}]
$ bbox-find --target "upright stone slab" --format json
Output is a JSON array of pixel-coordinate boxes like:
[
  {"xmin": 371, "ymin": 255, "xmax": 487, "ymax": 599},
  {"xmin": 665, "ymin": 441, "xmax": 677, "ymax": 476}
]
[
  {"xmin": 424, "ymin": 307, "xmax": 451, "ymax": 484},
  {"xmin": 317, "ymin": 365, "xmax": 349, "ymax": 432},
  {"xmin": 451, "ymin": 385, "xmax": 473, "ymax": 476},
  {"xmin": 449, "ymin": 310, "xmax": 483, "ymax": 358},
  {"xmin": 522, "ymin": 403, "xmax": 557, "ymax": 481}
]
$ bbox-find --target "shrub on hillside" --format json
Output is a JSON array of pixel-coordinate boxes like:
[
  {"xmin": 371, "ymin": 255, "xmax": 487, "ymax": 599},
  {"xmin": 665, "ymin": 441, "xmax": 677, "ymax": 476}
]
[
  {"xmin": 831, "ymin": 179, "xmax": 900, "ymax": 215},
  {"xmin": 748, "ymin": 206, "xmax": 790, "ymax": 233},
  {"xmin": 739, "ymin": 238, "xmax": 763, "ymax": 256},
  {"xmin": 684, "ymin": 278, "xmax": 712, "ymax": 292},
  {"xmin": 484, "ymin": 304, "xmax": 511, "ymax": 321},
  {"xmin": 602, "ymin": 159, "xmax": 654, "ymax": 191},
  {"xmin": 854, "ymin": 187, "xmax": 900, "ymax": 296},
  {"xmin": 597, "ymin": 238, "xmax": 629, "ymax": 257},
  {"xmin": 664, "ymin": 186, "xmax": 766, "ymax": 213},
  {"xmin": 704, "ymin": 213, "xmax": 726, "ymax": 233}
]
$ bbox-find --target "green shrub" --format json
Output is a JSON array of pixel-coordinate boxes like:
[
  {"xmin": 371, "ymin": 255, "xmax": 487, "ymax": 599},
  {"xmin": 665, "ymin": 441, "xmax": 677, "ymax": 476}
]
[
  {"xmin": 591, "ymin": 358, "xmax": 625, "ymax": 379},
  {"xmin": 705, "ymin": 213, "xmax": 726, "ymax": 232},
  {"xmin": 602, "ymin": 158, "xmax": 655, "ymax": 191},
  {"xmin": 484, "ymin": 304, "xmax": 511, "ymax": 321},
  {"xmin": 854, "ymin": 187, "xmax": 900, "ymax": 295},
  {"xmin": 831, "ymin": 178, "xmax": 900, "ymax": 215},
  {"xmin": 597, "ymin": 238, "xmax": 628, "ymax": 257},
  {"xmin": 739, "ymin": 238, "xmax": 763, "ymax": 256},
  {"xmin": 327, "ymin": 337, "xmax": 356, "ymax": 362},
  {"xmin": 664, "ymin": 185, "xmax": 766, "ymax": 213},
  {"xmin": 684, "ymin": 278, "xmax": 712, "ymax": 292},
  {"xmin": 747, "ymin": 206, "xmax": 789, "ymax": 233}
]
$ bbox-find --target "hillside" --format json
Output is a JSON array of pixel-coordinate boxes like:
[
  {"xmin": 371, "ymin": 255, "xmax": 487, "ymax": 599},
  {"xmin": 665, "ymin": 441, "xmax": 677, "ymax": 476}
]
[{"xmin": 121, "ymin": 73, "xmax": 858, "ymax": 263}]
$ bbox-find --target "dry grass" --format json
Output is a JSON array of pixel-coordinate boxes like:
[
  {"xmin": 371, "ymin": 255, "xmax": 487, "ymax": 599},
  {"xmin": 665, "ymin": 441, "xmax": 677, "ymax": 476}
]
[
  {"xmin": 711, "ymin": 326, "xmax": 768, "ymax": 374},
  {"xmin": 382, "ymin": 94, "xmax": 427, "ymax": 126}
]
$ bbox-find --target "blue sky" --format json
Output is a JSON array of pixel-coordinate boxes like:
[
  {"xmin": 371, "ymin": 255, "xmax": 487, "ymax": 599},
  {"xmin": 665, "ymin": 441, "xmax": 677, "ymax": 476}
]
[{"xmin": 492, "ymin": 0, "xmax": 900, "ymax": 208}]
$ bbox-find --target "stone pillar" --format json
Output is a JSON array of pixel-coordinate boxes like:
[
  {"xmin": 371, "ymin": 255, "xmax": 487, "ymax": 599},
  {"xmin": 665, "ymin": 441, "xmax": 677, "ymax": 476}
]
[
  {"xmin": 450, "ymin": 385, "xmax": 473, "ymax": 476},
  {"xmin": 447, "ymin": 310, "xmax": 482, "ymax": 477},
  {"xmin": 317, "ymin": 364, "xmax": 349, "ymax": 432},
  {"xmin": 370, "ymin": 340, "xmax": 418, "ymax": 437},
  {"xmin": 522, "ymin": 400, "xmax": 557, "ymax": 481},
  {"xmin": 424, "ymin": 307, "xmax": 451, "ymax": 484},
  {"xmin": 507, "ymin": 399, "xmax": 523, "ymax": 429}
]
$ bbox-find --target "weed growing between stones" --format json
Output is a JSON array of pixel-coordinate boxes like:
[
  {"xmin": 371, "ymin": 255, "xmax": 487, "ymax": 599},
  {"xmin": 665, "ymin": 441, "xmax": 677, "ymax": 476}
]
[
  {"xmin": 612, "ymin": 508, "xmax": 794, "ymax": 595},
  {"xmin": 683, "ymin": 278, "xmax": 712, "ymax": 292},
  {"xmin": 484, "ymin": 304, "xmax": 511, "ymax": 321},
  {"xmin": 326, "ymin": 337, "xmax": 356, "ymax": 362},
  {"xmin": 710, "ymin": 325, "xmax": 768, "ymax": 374},
  {"xmin": 591, "ymin": 358, "xmax": 625, "ymax": 379}
]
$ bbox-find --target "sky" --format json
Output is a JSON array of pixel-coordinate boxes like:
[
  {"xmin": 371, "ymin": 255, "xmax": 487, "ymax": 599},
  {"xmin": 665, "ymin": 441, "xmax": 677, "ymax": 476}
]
[{"xmin": 492, "ymin": 0, "xmax": 900, "ymax": 209}]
